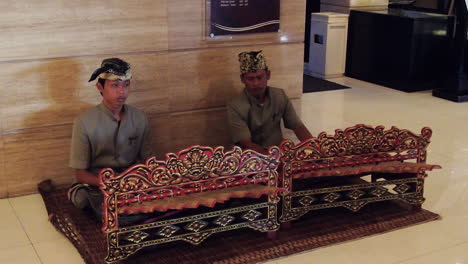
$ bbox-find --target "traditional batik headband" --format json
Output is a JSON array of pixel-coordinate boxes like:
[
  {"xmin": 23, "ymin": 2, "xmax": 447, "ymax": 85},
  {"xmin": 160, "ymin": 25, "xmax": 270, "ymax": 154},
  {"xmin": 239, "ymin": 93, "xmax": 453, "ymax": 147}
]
[
  {"xmin": 88, "ymin": 58, "xmax": 132, "ymax": 82},
  {"xmin": 238, "ymin": 50, "xmax": 269, "ymax": 74}
]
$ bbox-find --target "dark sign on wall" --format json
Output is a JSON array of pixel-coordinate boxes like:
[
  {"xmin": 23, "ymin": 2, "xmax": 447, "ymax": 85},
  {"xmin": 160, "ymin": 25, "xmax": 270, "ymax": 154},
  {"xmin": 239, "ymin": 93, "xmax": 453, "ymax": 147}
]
[{"xmin": 210, "ymin": 0, "xmax": 280, "ymax": 37}]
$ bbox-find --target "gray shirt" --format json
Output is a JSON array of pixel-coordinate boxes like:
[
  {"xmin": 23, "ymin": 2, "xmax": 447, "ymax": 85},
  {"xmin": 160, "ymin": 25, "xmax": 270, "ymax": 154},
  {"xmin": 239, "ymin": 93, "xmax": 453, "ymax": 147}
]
[
  {"xmin": 69, "ymin": 102, "xmax": 154, "ymax": 175},
  {"xmin": 227, "ymin": 87, "xmax": 303, "ymax": 148}
]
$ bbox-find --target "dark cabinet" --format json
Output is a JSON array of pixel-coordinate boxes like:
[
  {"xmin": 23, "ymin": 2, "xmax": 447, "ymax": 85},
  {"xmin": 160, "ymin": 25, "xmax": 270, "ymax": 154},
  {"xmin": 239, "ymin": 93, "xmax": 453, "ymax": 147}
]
[
  {"xmin": 433, "ymin": 0, "xmax": 468, "ymax": 102},
  {"xmin": 345, "ymin": 9, "xmax": 454, "ymax": 92}
]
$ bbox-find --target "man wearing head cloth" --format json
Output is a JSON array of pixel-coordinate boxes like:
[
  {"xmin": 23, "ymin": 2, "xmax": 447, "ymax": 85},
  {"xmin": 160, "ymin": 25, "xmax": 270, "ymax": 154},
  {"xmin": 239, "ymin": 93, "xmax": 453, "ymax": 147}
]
[
  {"xmin": 68, "ymin": 58, "xmax": 154, "ymax": 222},
  {"xmin": 227, "ymin": 51, "xmax": 312, "ymax": 154}
]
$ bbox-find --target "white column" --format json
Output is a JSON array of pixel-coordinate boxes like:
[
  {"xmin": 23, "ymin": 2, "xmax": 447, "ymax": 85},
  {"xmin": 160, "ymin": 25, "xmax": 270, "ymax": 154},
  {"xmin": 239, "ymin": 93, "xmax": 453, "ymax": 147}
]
[{"xmin": 304, "ymin": 13, "xmax": 349, "ymax": 79}]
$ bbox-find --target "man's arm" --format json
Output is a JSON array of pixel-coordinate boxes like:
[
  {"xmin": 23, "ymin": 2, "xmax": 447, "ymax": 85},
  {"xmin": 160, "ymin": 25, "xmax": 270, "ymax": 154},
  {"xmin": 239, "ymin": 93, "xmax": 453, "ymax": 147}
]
[
  {"xmin": 293, "ymin": 124, "xmax": 313, "ymax": 142},
  {"xmin": 139, "ymin": 114, "xmax": 155, "ymax": 161},
  {"xmin": 75, "ymin": 169, "xmax": 100, "ymax": 187},
  {"xmin": 281, "ymin": 90, "xmax": 313, "ymax": 142},
  {"xmin": 69, "ymin": 118, "xmax": 95, "ymax": 184}
]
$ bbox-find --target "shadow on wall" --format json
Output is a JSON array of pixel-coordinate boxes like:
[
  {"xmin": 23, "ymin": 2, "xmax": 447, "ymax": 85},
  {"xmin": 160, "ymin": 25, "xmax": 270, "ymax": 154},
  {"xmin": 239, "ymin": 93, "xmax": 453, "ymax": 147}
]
[
  {"xmin": 180, "ymin": 51, "xmax": 234, "ymax": 150},
  {"xmin": 146, "ymin": 51, "xmax": 236, "ymax": 158},
  {"xmin": 19, "ymin": 59, "xmax": 93, "ymax": 130},
  {"xmin": 3, "ymin": 59, "xmax": 95, "ymax": 196},
  {"xmin": 202, "ymin": 51, "xmax": 236, "ymax": 150},
  {"xmin": 191, "ymin": 49, "xmax": 238, "ymax": 109}
]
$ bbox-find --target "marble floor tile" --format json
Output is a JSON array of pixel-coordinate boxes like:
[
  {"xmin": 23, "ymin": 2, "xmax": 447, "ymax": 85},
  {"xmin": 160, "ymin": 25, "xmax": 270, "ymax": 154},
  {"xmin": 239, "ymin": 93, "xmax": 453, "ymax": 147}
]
[
  {"xmin": 9, "ymin": 194, "xmax": 64, "ymax": 244},
  {"xmin": 0, "ymin": 199, "xmax": 31, "ymax": 250},
  {"xmin": 0, "ymin": 244, "xmax": 41, "ymax": 264}
]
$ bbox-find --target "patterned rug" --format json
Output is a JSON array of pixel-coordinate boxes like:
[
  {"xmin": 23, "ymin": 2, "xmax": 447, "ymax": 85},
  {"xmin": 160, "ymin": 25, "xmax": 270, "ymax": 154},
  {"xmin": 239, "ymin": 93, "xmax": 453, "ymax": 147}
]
[{"xmin": 39, "ymin": 182, "xmax": 440, "ymax": 264}]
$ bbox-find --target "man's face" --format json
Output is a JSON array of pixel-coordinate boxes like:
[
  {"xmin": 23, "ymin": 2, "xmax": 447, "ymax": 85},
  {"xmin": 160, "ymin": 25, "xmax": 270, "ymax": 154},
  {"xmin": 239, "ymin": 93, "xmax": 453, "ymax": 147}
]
[
  {"xmin": 241, "ymin": 70, "xmax": 270, "ymax": 98},
  {"xmin": 97, "ymin": 79, "xmax": 130, "ymax": 109}
]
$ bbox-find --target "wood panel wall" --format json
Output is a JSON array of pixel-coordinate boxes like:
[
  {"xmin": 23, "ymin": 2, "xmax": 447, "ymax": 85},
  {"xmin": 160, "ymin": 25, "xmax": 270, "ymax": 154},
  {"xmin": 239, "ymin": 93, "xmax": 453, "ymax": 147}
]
[{"xmin": 0, "ymin": 0, "xmax": 306, "ymax": 197}]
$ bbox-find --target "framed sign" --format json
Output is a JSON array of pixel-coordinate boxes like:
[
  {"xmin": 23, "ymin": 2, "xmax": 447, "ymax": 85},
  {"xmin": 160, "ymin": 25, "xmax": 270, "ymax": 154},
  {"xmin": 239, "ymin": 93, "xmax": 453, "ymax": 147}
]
[{"xmin": 209, "ymin": 0, "xmax": 280, "ymax": 37}]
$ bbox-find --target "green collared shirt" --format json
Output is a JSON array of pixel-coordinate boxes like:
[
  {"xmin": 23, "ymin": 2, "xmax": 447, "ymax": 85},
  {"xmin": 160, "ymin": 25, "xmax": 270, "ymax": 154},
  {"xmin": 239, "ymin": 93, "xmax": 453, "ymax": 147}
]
[
  {"xmin": 227, "ymin": 87, "xmax": 303, "ymax": 148},
  {"xmin": 69, "ymin": 102, "xmax": 154, "ymax": 175}
]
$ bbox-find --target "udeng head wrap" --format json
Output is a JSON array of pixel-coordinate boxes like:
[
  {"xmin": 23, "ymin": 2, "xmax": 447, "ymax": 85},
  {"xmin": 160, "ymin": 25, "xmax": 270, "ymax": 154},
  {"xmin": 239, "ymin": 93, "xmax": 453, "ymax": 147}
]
[
  {"xmin": 238, "ymin": 50, "xmax": 269, "ymax": 74},
  {"xmin": 88, "ymin": 58, "xmax": 132, "ymax": 82}
]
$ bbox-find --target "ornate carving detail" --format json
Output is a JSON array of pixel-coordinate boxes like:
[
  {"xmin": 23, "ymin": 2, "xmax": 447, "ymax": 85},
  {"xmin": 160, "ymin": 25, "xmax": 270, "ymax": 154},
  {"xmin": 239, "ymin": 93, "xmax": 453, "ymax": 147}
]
[
  {"xmin": 280, "ymin": 125, "xmax": 432, "ymax": 163},
  {"xmin": 401, "ymin": 194, "xmax": 425, "ymax": 204},
  {"xmin": 101, "ymin": 195, "xmax": 118, "ymax": 233},
  {"xmin": 157, "ymin": 225, "xmax": 181, "ymax": 238},
  {"xmin": 181, "ymin": 232, "xmax": 212, "ymax": 245},
  {"xmin": 214, "ymin": 215, "xmax": 235, "ymax": 227},
  {"xmin": 185, "ymin": 220, "xmax": 209, "ymax": 232},
  {"xmin": 100, "ymin": 145, "xmax": 280, "ymax": 194},
  {"xmin": 415, "ymin": 178, "xmax": 425, "ymax": 193},
  {"xmin": 343, "ymin": 200, "xmax": 368, "ymax": 212},
  {"xmin": 105, "ymin": 232, "xmax": 142, "ymax": 263},
  {"xmin": 322, "ymin": 192, "xmax": 341, "ymax": 203},
  {"xmin": 394, "ymin": 184, "xmax": 410, "ymax": 194},
  {"xmin": 249, "ymin": 219, "xmax": 280, "ymax": 232},
  {"xmin": 241, "ymin": 210, "xmax": 262, "ymax": 221},
  {"xmin": 98, "ymin": 144, "xmax": 282, "ymax": 263},
  {"xmin": 347, "ymin": 189, "xmax": 365, "ymax": 200},
  {"xmin": 299, "ymin": 195, "xmax": 316, "ymax": 206},
  {"xmin": 280, "ymin": 209, "xmax": 309, "ymax": 222},
  {"xmin": 370, "ymin": 186, "xmax": 388, "ymax": 197},
  {"xmin": 279, "ymin": 125, "xmax": 434, "ymax": 223},
  {"xmin": 99, "ymin": 145, "xmax": 281, "ymax": 233},
  {"xmin": 125, "ymin": 231, "xmax": 149, "ymax": 244}
]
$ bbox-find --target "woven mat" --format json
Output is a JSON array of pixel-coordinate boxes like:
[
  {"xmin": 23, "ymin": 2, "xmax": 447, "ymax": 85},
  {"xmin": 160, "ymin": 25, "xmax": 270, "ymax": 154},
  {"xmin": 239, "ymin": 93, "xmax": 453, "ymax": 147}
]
[
  {"xmin": 303, "ymin": 74, "xmax": 351, "ymax": 93},
  {"xmin": 39, "ymin": 184, "xmax": 440, "ymax": 264}
]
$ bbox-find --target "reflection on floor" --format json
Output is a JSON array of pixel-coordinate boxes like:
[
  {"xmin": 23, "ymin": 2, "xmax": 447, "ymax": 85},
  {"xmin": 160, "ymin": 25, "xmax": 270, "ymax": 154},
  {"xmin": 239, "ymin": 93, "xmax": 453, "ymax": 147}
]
[{"xmin": 1, "ymin": 77, "xmax": 467, "ymax": 264}]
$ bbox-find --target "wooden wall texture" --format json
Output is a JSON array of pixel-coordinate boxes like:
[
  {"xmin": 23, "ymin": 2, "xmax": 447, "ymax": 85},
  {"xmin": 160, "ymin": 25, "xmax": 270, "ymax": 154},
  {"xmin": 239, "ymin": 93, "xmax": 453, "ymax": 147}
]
[{"xmin": 0, "ymin": 0, "xmax": 306, "ymax": 197}]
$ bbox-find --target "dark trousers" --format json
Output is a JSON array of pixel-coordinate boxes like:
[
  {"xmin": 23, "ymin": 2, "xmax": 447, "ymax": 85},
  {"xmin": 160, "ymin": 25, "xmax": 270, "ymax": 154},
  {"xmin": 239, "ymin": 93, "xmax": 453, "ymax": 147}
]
[{"xmin": 68, "ymin": 184, "xmax": 148, "ymax": 226}]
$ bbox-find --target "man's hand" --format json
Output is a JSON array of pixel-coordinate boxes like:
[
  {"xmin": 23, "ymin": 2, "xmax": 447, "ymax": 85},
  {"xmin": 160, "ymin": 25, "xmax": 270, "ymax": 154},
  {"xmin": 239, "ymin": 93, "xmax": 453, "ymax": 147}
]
[
  {"xmin": 75, "ymin": 169, "xmax": 100, "ymax": 187},
  {"xmin": 237, "ymin": 139, "xmax": 270, "ymax": 155}
]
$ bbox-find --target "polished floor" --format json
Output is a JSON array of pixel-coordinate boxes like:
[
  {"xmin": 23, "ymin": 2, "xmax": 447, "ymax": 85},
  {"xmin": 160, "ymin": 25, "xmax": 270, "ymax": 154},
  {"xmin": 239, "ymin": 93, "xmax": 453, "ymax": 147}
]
[{"xmin": 1, "ymin": 77, "xmax": 467, "ymax": 264}]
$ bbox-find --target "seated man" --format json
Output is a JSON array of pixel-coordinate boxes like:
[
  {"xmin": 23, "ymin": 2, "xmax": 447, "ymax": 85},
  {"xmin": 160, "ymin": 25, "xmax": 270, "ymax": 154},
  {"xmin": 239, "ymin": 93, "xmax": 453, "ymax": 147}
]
[
  {"xmin": 227, "ymin": 50, "xmax": 312, "ymax": 154},
  {"xmin": 68, "ymin": 58, "xmax": 154, "ymax": 223}
]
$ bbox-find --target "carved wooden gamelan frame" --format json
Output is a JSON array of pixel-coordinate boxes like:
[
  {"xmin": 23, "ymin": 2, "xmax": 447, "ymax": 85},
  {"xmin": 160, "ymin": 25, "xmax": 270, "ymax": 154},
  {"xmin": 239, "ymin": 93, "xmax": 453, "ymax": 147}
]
[
  {"xmin": 279, "ymin": 124, "xmax": 441, "ymax": 222},
  {"xmin": 99, "ymin": 145, "xmax": 281, "ymax": 263}
]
